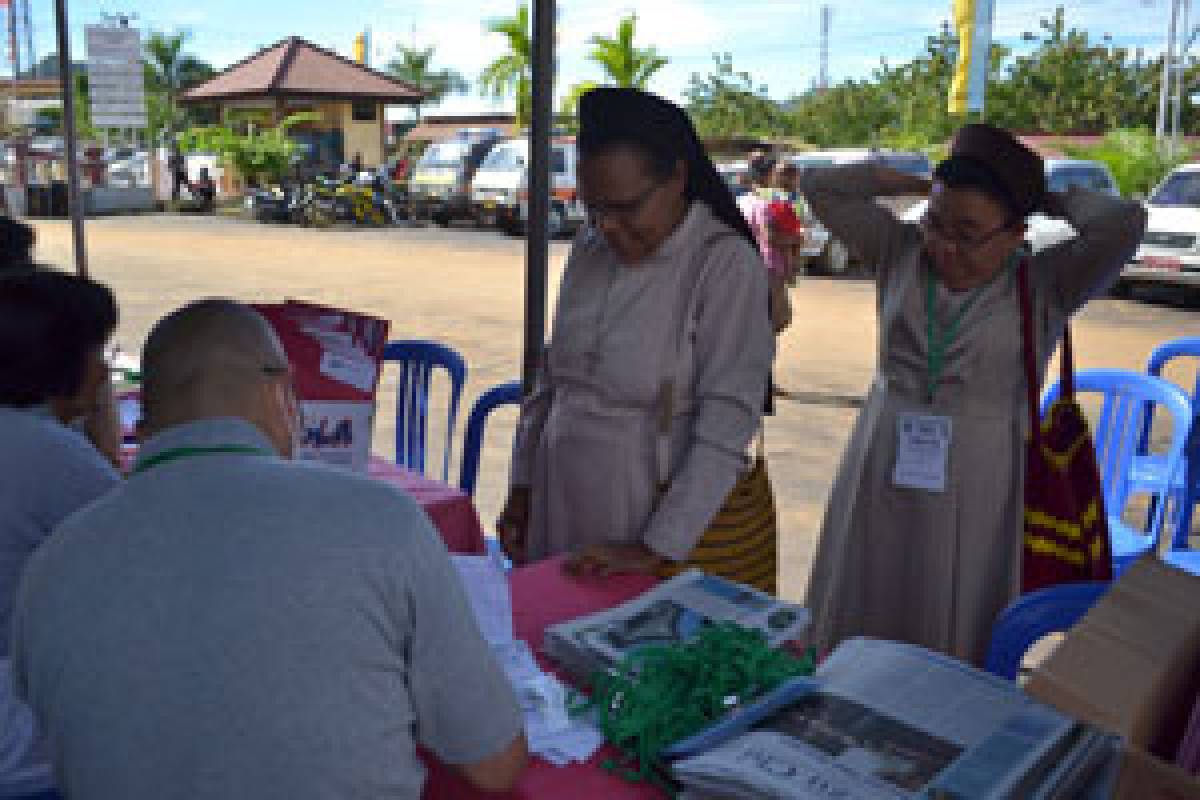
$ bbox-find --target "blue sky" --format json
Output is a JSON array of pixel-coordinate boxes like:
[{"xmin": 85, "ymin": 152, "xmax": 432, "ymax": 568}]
[{"xmin": 19, "ymin": 0, "xmax": 1182, "ymax": 116}]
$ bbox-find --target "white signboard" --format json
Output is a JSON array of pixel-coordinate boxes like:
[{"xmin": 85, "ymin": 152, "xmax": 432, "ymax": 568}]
[{"xmin": 86, "ymin": 25, "xmax": 147, "ymax": 129}]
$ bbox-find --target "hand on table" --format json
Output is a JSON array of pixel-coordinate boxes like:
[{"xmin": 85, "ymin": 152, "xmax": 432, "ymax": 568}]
[
  {"xmin": 497, "ymin": 487, "xmax": 531, "ymax": 566},
  {"xmin": 564, "ymin": 542, "xmax": 665, "ymax": 578}
]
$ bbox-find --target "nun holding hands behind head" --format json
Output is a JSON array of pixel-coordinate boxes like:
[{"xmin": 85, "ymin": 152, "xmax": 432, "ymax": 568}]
[
  {"xmin": 800, "ymin": 124, "xmax": 1147, "ymax": 664},
  {"xmin": 498, "ymin": 88, "xmax": 775, "ymax": 584}
]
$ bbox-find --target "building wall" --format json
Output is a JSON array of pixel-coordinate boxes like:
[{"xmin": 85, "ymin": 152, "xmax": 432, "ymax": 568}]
[{"xmin": 338, "ymin": 102, "xmax": 384, "ymax": 167}]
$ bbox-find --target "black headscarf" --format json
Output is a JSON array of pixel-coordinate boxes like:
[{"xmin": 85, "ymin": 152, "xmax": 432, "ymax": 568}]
[{"xmin": 576, "ymin": 87, "xmax": 758, "ymax": 250}]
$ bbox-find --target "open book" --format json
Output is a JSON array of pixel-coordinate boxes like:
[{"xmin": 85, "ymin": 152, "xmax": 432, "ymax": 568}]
[
  {"xmin": 669, "ymin": 638, "xmax": 1116, "ymax": 800},
  {"xmin": 543, "ymin": 570, "xmax": 810, "ymax": 685}
]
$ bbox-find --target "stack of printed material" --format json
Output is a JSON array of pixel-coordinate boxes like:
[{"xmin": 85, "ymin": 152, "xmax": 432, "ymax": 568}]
[
  {"xmin": 451, "ymin": 554, "xmax": 603, "ymax": 767},
  {"xmin": 544, "ymin": 569, "xmax": 810, "ymax": 685}
]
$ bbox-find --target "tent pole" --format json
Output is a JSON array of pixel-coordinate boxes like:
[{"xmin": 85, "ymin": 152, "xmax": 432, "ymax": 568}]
[
  {"xmin": 55, "ymin": 0, "xmax": 88, "ymax": 276},
  {"xmin": 522, "ymin": 0, "xmax": 554, "ymax": 392}
]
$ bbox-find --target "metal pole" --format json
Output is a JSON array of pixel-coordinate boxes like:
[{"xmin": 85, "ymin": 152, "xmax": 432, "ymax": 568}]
[
  {"xmin": 522, "ymin": 0, "xmax": 553, "ymax": 392},
  {"xmin": 1158, "ymin": 0, "xmax": 1181, "ymax": 142},
  {"xmin": 1173, "ymin": 0, "xmax": 1191, "ymax": 154},
  {"xmin": 55, "ymin": 0, "xmax": 87, "ymax": 276},
  {"xmin": 22, "ymin": 0, "xmax": 32, "ymax": 78}
]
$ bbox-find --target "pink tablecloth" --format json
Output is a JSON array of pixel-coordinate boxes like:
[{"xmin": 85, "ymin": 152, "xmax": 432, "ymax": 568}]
[
  {"xmin": 421, "ymin": 556, "xmax": 665, "ymax": 800},
  {"xmin": 367, "ymin": 457, "xmax": 487, "ymax": 556}
]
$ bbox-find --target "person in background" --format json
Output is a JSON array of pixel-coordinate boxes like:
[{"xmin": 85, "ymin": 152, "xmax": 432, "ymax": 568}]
[
  {"xmin": 190, "ymin": 167, "xmax": 216, "ymax": 213},
  {"xmin": 738, "ymin": 156, "xmax": 803, "ymax": 334},
  {"xmin": 12, "ymin": 299, "xmax": 527, "ymax": 799},
  {"xmin": 0, "ymin": 270, "xmax": 122, "ymax": 800},
  {"xmin": 499, "ymin": 87, "xmax": 773, "ymax": 582},
  {"xmin": 801, "ymin": 124, "xmax": 1147, "ymax": 664}
]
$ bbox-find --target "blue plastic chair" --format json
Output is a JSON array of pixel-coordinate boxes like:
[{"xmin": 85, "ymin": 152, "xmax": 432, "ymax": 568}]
[
  {"xmin": 985, "ymin": 581, "xmax": 1109, "ymax": 681},
  {"xmin": 1133, "ymin": 337, "xmax": 1200, "ymax": 547},
  {"xmin": 1041, "ymin": 369, "xmax": 1193, "ymax": 575},
  {"xmin": 459, "ymin": 381, "xmax": 523, "ymax": 497},
  {"xmin": 382, "ymin": 340, "xmax": 467, "ymax": 481}
]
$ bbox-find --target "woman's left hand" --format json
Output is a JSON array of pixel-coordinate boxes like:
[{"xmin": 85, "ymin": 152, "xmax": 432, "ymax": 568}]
[{"xmin": 564, "ymin": 542, "xmax": 665, "ymax": 578}]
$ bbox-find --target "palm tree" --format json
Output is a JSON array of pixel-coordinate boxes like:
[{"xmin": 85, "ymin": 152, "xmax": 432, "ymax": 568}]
[
  {"xmin": 384, "ymin": 45, "xmax": 468, "ymax": 121},
  {"xmin": 587, "ymin": 14, "xmax": 668, "ymax": 89},
  {"xmin": 143, "ymin": 31, "xmax": 215, "ymax": 146},
  {"xmin": 479, "ymin": 4, "xmax": 532, "ymax": 126}
]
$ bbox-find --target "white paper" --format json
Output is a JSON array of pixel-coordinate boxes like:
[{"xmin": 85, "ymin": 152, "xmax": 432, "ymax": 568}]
[
  {"xmin": 297, "ymin": 401, "xmax": 374, "ymax": 472},
  {"xmin": 892, "ymin": 412, "xmax": 952, "ymax": 492},
  {"xmin": 450, "ymin": 555, "xmax": 514, "ymax": 647},
  {"xmin": 319, "ymin": 350, "xmax": 378, "ymax": 393}
]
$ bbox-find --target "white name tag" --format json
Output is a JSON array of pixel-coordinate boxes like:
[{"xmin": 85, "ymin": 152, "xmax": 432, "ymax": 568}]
[{"xmin": 893, "ymin": 412, "xmax": 952, "ymax": 492}]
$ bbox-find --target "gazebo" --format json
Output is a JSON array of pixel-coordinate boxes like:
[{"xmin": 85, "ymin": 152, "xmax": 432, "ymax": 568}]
[{"xmin": 181, "ymin": 36, "xmax": 426, "ymax": 171}]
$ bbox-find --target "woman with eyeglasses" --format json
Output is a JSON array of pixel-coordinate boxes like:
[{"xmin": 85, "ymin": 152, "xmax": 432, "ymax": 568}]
[
  {"xmin": 801, "ymin": 124, "xmax": 1146, "ymax": 664},
  {"xmin": 498, "ymin": 88, "xmax": 774, "ymax": 581}
]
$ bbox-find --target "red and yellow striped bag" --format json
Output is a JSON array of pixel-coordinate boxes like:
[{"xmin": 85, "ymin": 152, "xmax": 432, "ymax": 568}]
[{"xmin": 1018, "ymin": 260, "xmax": 1112, "ymax": 593}]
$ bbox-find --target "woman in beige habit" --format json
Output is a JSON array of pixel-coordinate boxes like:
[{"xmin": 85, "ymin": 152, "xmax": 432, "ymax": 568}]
[
  {"xmin": 802, "ymin": 125, "xmax": 1146, "ymax": 664},
  {"xmin": 497, "ymin": 88, "xmax": 773, "ymax": 579}
]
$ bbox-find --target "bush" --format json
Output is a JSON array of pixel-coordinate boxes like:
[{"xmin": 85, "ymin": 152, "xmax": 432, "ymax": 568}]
[{"xmin": 1060, "ymin": 129, "xmax": 1195, "ymax": 197}]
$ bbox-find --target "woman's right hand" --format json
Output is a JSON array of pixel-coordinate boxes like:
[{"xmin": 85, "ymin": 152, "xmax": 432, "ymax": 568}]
[{"xmin": 497, "ymin": 487, "xmax": 531, "ymax": 565}]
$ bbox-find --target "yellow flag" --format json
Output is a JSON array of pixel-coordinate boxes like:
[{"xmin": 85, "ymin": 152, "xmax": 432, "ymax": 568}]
[
  {"xmin": 949, "ymin": 0, "xmax": 993, "ymax": 114},
  {"xmin": 353, "ymin": 32, "xmax": 367, "ymax": 65}
]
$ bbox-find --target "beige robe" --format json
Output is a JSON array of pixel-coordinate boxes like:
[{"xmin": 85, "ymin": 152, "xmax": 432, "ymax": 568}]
[
  {"xmin": 801, "ymin": 164, "xmax": 1147, "ymax": 664},
  {"xmin": 509, "ymin": 202, "xmax": 774, "ymax": 562}
]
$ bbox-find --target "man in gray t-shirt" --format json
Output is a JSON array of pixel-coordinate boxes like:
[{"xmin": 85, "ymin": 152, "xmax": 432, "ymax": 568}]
[{"xmin": 12, "ymin": 299, "xmax": 527, "ymax": 799}]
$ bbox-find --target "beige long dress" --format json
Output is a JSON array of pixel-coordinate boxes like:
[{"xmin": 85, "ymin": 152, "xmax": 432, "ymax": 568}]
[
  {"xmin": 801, "ymin": 164, "xmax": 1147, "ymax": 664},
  {"xmin": 509, "ymin": 202, "xmax": 774, "ymax": 562}
]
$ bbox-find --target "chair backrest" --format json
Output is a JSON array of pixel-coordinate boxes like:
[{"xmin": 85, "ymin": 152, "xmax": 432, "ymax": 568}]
[
  {"xmin": 383, "ymin": 340, "xmax": 468, "ymax": 480},
  {"xmin": 459, "ymin": 380, "xmax": 523, "ymax": 496},
  {"xmin": 1042, "ymin": 369, "xmax": 1192, "ymax": 542},
  {"xmin": 985, "ymin": 581, "xmax": 1108, "ymax": 680},
  {"xmin": 1147, "ymin": 336, "xmax": 1200, "ymax": 402}
]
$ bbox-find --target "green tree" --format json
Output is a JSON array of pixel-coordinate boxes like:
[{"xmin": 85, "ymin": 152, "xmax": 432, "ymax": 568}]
[
  {"xmin": 684, "ymin": 53, "xmax": 787, "ymax": 138},
  {"xmin": 384, "ymin": 45, "xmax": 468, "ymax": 121},
  {"xmin": 587, "ymin": 14, "xmax": 668, "ymax": 89},
  {"xmin": 179, "ymin": 112, "xmax": 321, "ymax": 187},
  {"xmin": 480, "ymin": 4, "xmax": 533, "ymax": 127},
  {"xmin": 143, "ymin": 31, "xmax": 216, "ymax": 146}
]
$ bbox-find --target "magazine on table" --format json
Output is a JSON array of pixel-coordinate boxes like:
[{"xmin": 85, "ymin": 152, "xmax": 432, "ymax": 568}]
[
  {"xmin": 668, "ymin": 637, "xmax": 1117, "ymax": 800},
  {"xmin": 543, "ymin": 569, "xmax": 810, "ymax": 685}
]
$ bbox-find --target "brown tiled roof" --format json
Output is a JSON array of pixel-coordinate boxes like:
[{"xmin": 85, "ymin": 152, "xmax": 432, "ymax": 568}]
[
  {"xmin": 403, "ymin": 114, "xmax": 520, "ymax": 142},
  {"xmin": 182, "ymin": 37, "xmax": 425, "ymax": 103}
]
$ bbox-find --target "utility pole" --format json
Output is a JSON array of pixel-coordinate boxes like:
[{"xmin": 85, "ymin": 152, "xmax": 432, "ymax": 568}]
[
  {"xmin": 55, "ymin": 0, "xmax": 87, "ymax": 276},
  {"xmin": 22, "ymin": 0, "xmax": 31, "ymax": 77},
  {"xmin": 819, "ymin": 4, "xmax": 831, "ymax": 92},
  {"xmin": 1158, "ymin": 0, "xmax": 1181, "ymax": 143},
  {"xmin": 1173, "ymin": 0, "xmax": 1191, "ymax": 153}
]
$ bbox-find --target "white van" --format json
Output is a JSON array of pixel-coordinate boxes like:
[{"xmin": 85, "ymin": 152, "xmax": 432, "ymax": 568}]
[{"xmin": 470, "ymin": 137, "xmax": 585, "ymax": 237}]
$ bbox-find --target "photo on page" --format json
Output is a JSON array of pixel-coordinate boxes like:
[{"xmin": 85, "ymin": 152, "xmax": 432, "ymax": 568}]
[{"xmin": 762, "ymin": 692, "xmax": 964, "ymax": 792}]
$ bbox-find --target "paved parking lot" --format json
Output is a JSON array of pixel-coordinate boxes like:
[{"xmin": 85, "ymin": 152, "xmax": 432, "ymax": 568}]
[{"xmin": 29, "ymin": 214, "xmax": 1198, "ymax": 600}]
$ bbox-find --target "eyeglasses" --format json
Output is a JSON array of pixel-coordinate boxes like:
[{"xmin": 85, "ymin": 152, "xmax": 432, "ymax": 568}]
[
  {"xmin": 919, "ymin": 210, "xmax": 1015, "ymax": 251},
  {"xmin": 584, "ymin": 180, "xmax": 663, "ymax": 225}
]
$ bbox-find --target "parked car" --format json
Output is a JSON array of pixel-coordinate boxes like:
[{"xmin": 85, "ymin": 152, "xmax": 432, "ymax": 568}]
[
  {"xmin": 409, "ymin": 128, "xmax": 503, "ymax": 226},
  {"xmin": 900, "ymin": 158, "xmax": 1121, "ymax": 255},
  {"xmin": 790, "ymin": 149, "xmax": 933, "ymax": 274},
  {"xmin": 717, "ymin": 160, "xmax": 750, "ymax": 196},
  {"xmin": 469, "ymin": 137, "xmax": 585, "ymax": 237},
  {"xmin": 1122, "ymin": 163, "xmax": 1200, "ymax": 294}
]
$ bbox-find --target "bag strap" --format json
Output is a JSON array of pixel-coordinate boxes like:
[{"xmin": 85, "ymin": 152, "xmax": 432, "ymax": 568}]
[{"xmin": 1017, "ymin": 257, "xmax": 1076, "ymax": 448}]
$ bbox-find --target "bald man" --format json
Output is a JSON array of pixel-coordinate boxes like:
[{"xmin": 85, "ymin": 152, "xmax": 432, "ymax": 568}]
[{"xmin": 10, "ymin": 299, "xmax": 527, "ymax": 800}]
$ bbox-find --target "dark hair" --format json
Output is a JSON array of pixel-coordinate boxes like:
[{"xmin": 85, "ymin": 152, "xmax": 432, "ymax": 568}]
[
  {"xmin": 0, "ymin": 216, "xmax": 35, "ymax": 272},
  {"xmin": 577, "ymin": 87, "xmax": 758, "ymax": 250},
  {"xmin": 748, "ymin": 154, "xmax": 777, "ymax": 185},
  {"xmin": 933, "ymin": 156, "xmax": 1023, "ymax": 221},
  {"xmin": 0, "ymin": 268, "xmax": 118, "ymax": 407}
]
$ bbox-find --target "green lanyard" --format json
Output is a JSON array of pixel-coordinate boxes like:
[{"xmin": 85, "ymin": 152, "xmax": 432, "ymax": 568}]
[
  {"xmin": 132, "ymin": 445, "xmax": 270, "ymax": 475},
  {"xmin": 923, "ymin": 251, "xmax": 1021, "ymax": 403}
]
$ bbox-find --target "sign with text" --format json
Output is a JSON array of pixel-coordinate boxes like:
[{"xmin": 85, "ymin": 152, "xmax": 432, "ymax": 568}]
[{"xmin": 85, "ymin": 25, "xmax": 147, "ymax": 128}]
